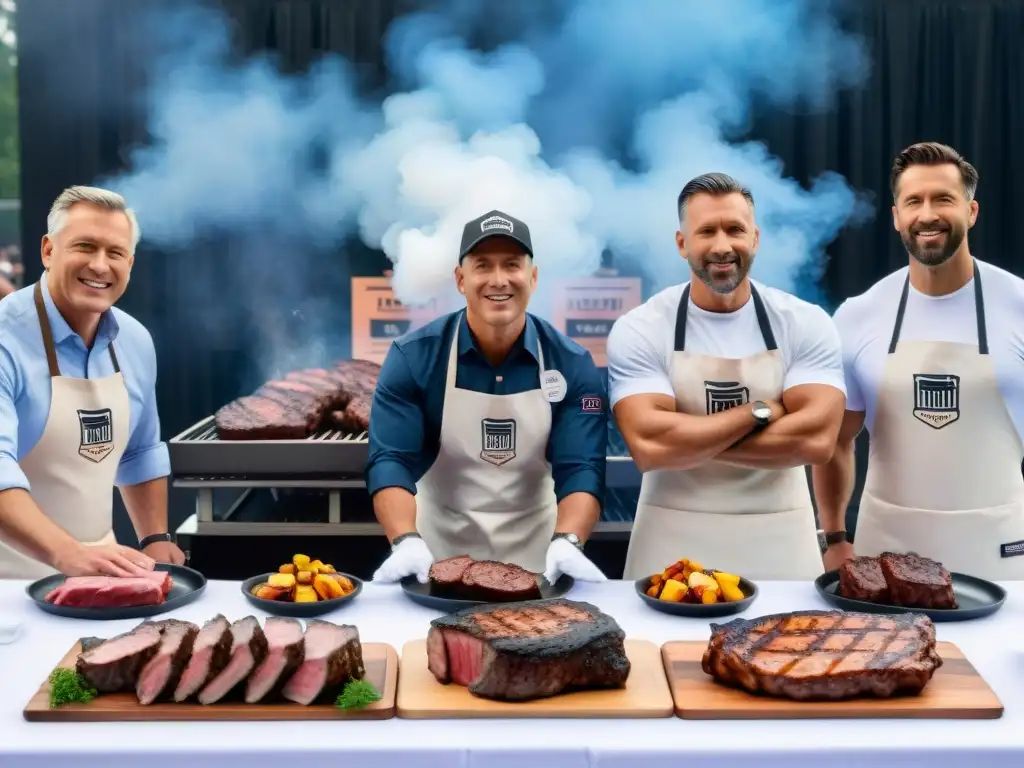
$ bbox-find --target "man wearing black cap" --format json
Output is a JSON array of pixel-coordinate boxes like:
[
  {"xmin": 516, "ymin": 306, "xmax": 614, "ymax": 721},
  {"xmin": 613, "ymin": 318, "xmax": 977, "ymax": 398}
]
[{"xmin": 366, "ymin": 209, "xmax": 609, "ymax": 585}]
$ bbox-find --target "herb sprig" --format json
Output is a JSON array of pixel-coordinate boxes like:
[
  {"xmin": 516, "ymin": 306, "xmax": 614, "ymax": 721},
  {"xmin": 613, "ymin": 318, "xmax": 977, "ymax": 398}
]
[
  {"xmin": 48, "ymin": 668, "xmax": 97, "ymax": 709},
  {"xmin": 334, "ymin": 677, "xmax": 382, "ymax": 710}
]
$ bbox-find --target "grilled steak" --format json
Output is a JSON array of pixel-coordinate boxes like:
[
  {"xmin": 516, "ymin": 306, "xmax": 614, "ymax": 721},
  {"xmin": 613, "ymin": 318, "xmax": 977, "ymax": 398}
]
[
  {"xmin": 76, "ymin": 623, "xmax": 163, "ymax": 693},
  {"xmin": 429, "ymin": 555, "xmax": 475, "ymax": 592},
  {"xmin": 79, "ymin": 636, "xmax": 106, "ymax": 653},
  {"xmin": 426, "ymin": 598, "xmax": 631, "ymax": 701},
  {"xmin": 880, "ymin": 552, "xmax": 957, "ymax": 609},
  {"xmin": 839, "ymin": 556, "xmax": 890, "ymax": 603},
  {"xmin": 136, "ymin": 619, "xmax": 200, "ymax": 705},
  {"xmin": 428, "ymin": 556, "xmax": 541, "ymax": 601},
  {"xmin": 216, "ymin": 358, "xmax": 380, "ymax": 439},
  {"xmin": 44, "ymin": 574, "xmax": 167, "ymax": 608},
  {"xmin": 197, "ymin": 616, "xmax": 268, "ymax": 704},
  {"xmin": 702, "ymin": 609, "xmax": 942, "ymax": 701},
  {"xmin": 173, "ymin": 614, "xmax": 233, "ymax": 701},
  {"xmin": 281, "ymin": 620, "xmax": 365, "ymax": 705},
  {"xmin": 838, "ymin": 552, "xmax": 957, "ymax": 609},
  {"xmin": 245, "ymin": 617, "xmax": 306, "ymax": 703}
]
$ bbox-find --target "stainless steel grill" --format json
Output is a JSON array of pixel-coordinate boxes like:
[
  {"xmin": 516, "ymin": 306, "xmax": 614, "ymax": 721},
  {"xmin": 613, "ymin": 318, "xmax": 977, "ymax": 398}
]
[{"xmin": 169, "ymin": 415, "xmax": 369, "ymax": 480}]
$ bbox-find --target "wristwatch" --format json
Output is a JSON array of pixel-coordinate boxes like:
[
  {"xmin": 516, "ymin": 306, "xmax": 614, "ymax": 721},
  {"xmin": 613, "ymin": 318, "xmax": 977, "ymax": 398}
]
[
  {"xmin": 139, "ymin": 533, "xmax": 173, "ymax": 549},
  {"xmin": 552, "ymin": 532, "xmax": 584, "ymax": 551},
  {"xmin": 391, "ymin": 532, "xmax": 422, "ymax": 550},
  {"xmin": 751, "ymin": 400, "xmax": 772, "ymax": 427},
  {"xmin": 817, "ymin": 529, "xmax": 848, "ymax": 549}
]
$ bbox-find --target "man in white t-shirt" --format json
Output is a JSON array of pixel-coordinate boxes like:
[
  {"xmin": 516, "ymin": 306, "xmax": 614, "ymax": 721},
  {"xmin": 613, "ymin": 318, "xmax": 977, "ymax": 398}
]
[
  {"xmin": 607, "ymin": 172, "xmax": 848, "ymax": 581},
  {"xmin": 812, "ymin": 142, "xmax": 1024, "ymax": 579}
]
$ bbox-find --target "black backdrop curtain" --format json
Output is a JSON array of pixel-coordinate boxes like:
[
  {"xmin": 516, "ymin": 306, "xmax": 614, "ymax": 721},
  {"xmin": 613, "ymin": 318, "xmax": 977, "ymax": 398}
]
[{"xmin": 14, "ymin": 0, "xmax": 1024, "ymax": 537}]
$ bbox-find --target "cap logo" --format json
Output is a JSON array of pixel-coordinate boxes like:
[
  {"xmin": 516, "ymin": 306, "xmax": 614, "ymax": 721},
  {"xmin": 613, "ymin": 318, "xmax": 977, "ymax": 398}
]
[{"xmin": 481, "ymin": 215, "xmax": 513, "ymax": 234}]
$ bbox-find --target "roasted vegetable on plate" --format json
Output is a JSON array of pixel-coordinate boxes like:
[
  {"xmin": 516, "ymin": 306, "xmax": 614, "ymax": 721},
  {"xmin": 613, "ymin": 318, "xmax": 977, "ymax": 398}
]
[
  {"xmin": 636, "ymin": 558, "xmax": 758, "ymax": 617},
  {"xmin": 243, "ymin": 555, "xmax": 362, "ymax": 616}
]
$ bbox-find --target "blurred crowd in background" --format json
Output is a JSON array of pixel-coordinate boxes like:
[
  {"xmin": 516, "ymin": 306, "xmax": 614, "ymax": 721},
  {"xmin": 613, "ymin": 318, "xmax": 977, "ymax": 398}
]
[{"xmin": 0, "ymin": 243, "xmax": 21, "ymax": 297}]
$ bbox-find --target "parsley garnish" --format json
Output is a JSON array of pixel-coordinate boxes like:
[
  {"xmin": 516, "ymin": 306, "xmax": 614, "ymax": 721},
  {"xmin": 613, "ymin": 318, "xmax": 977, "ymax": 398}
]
[
  {"xmin": 334, "ymin": 677, "xmax": 381, "ymax": 710},
  {"xmin": 48, "ymin": 668, "xmax": 97, "ymax": 708}
]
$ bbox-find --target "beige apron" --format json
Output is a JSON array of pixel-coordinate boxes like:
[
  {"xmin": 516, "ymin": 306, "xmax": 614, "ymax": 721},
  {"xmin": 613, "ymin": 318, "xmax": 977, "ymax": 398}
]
[
  {"xmin": 623, "ymin": 283, "xmax": 824, "ymax": 581},
  {"xmin": 0, "ymin": 281, "xmax": 130, "ymax": 579},
  {"xmin": 855, "ymin": 261, "xmax": 1024, "ymax": 579},
  {"xmin": 414, "ymin": 314, "xmax": 558, "ymax": 573}
]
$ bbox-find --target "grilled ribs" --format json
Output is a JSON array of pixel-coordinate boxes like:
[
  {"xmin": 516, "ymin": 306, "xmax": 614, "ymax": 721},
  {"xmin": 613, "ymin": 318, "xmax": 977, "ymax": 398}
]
[
  {"xmin": 702, "ymin": 610, "xmax": 942, "ymax": 701},
  {"xmin": 426, "ymin": 598, "xmax": 631, "ymax": 701},
  {"xmin": 839, "ymin": 552, "xmax": 957, "ymax": 609},
  {"xmin": 214, "ymin": 359, "xmax": 380, "ymax": 440}
]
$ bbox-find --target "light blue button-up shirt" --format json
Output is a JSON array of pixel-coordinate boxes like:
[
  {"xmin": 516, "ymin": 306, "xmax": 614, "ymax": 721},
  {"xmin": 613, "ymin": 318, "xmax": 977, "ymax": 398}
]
[{"xmin": 0, "ymin": 274, "xmax": 170, "ymax": 491}]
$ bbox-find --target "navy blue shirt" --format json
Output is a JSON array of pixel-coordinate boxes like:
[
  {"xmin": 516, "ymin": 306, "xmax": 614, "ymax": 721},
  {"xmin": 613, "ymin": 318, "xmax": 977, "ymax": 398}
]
[{"xmin": 365, "ymin": 309, "xmax": 607, "ymax": 506}]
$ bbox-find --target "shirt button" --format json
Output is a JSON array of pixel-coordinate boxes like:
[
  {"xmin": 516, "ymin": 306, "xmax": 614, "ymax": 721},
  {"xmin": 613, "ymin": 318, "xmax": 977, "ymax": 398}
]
[{"xmin": 495, "ymin": 376, "xmax": 503, "ymax": 382}]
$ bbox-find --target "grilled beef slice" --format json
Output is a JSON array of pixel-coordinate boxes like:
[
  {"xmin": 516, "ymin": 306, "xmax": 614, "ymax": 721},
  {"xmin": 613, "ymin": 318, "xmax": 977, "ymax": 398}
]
[
  {"xmin": 426, "ymin": 598, "xmax": 631, "ymax": 701},
  {"xmin": 245, "ymin": 617, "xmax": 306, "ymax": 703},
  {"xmin": 702, "ymin": 609, "xmax": 942, "ymax": 701},
  {"xmin": 136, "ymin": 619, "xmax": 200, "ymax": 705},
  {"xmin": 281, "ymin": 620, "xmax": 365, "ymax": 705},
  {"xmin": 880, "ymin": 552, "xmax": 957, "ymax": 609},
  {"xmin": 197, "ymin": 616, "xmax": 268, "ymax": 704},
  {"xmin": 76, "ymin": 623, "xmax": 163, "ymax": 693},
  {"xmin": 214, "ymin": 396, "xmax": 310, "ymax": 440},
  {"xmin": 461, "ymin": 561, "xmax": 541, "ymax": 601},
  {"xmin": 839, "ymin": 556, "xmax": 890, "ymax": 603},
  {"xmin": 173, "ymin": 614, "xmax": 234, "ymax": 701},
  {"xmin": 429, "ymin": 555, "xmax": 475, "ymax": 593}
]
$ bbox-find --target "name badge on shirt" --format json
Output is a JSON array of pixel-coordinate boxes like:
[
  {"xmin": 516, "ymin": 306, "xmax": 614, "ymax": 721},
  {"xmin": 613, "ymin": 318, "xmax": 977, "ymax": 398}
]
[{"xmin": 541, "ymin": 370, "xmax": 566, "ymax": 403}]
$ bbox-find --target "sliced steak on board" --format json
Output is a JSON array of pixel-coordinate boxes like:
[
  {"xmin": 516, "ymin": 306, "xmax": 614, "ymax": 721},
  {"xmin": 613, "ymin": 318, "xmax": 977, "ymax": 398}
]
[
  {"xmin": 173, "ymin": 614, "xmax": 233, "ymax": 701},
  {"xmin": 196, "ymin": 616, "xmax": 268, "ymax": 705},
  {"xmin": 281, "ymin": 620, "xmax": 365, "ymax": 705},
  {"xmin": 76, "ymin": 623, "xmax": 163, "ymax": 693},
  {"xmin": 245, "ymin": 617, "xmax": 306, "ymax": 703},
  {"xmin": 136, "ymin": 619, "xmax": 200, "ymax": 705},
  {"xmin": 702, "ymin": 609, "xmax": 942, "ymax": 701},
  {"xmin": 426, "ymin": 598, "xmax": 631, "ymax": 701}
]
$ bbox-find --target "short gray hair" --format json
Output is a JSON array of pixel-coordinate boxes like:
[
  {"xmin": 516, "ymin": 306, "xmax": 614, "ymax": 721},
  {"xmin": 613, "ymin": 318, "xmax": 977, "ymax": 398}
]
[
  {"xmin": 47, "ymin": 186, "xmax": 141, "ymax": 252},
  {"xmin": 677, "ymin": 172, "xmax": 755, "ymax": 223}
]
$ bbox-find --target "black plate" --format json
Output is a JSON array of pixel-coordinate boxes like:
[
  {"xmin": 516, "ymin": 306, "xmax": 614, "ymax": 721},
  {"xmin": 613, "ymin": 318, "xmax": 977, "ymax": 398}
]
[
  {"xmin": 400, "ymin": 573, "xmax": 575, "ymax": 612},
  {"xmin": 635, "ymin": 575, "xmax": 758, "ymax": 618},
  {"xmin": 241, "ymin": 572, "xmax": 363, "ymax": 617},
  {"xmin": 26, "ymin": 563, "xmax": 207, "ymax": 621},
  {"xmin": 814, "ymin": 569, "xmax": 1006, "ymax": 622}
]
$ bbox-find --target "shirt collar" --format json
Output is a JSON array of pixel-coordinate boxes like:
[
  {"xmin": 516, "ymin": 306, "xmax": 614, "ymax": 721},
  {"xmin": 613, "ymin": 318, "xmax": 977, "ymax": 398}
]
[
  {"xmin": 39, "ymin": 273, "xmax": 120, "ymax": 346},
  {"xmin": 457, "ymin": 309, "xmax": 540, "ymax": 365}
]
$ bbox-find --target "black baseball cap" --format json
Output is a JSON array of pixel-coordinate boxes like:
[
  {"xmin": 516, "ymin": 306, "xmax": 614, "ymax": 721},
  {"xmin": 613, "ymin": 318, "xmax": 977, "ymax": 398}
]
[{"xmin": 458, "ymin": 209, "xmax": 533, "ymax": 262}]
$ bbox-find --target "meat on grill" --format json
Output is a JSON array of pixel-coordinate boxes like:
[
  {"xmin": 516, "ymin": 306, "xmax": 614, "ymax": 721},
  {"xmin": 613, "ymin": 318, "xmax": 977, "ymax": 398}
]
[
  {"xmin": 702, "ymin": 609, "xmax": 942, "ymax": 701},
  {"xmin": 173, "ymin": 614, "xmax": 234, "ymax": 701},
  {"xmin": 428, "ymin": 555, "xmax": 542, "ymax": 602},
  {"xmin": 44, "ymin": 571, "xmax": 171, "ymax": 608},
  {"xmin": 197, "ymin": 616, "xmax": 268, "ymax": 704},
  {"xmin": 136, "ymin": 619, "xmax": 200, "ymax": 705},
  {"xmin": 245, "ymin": 617, "xmax": 306, "ymax": 703},
  {"xmin": 76, "ymin": 623, "xmax": 163, "ymax": 693},
  {"xmin": 215, "ymin": 359, "xmax": 380, "ymax": 440},
  {"xmin": 426, "ymin": 598, "xmax": 631, "ymax": 701},
  {"xmin": 281, "ymin": 620, "xmax": 365, "ymax": 705},
  {"xmin": 838, "ymin": 552, "xmax": 957, "ymax": 609}
]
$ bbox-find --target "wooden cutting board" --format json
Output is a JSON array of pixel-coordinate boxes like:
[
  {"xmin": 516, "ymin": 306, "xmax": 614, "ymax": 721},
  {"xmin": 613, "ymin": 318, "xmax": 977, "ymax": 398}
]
[
  {"xmin": 24, "ymin": 641, "xmax": 398, "ymax": 721},
  {"xmin": 396, "ymin": 638, "xmax": 673, "ymax": 718},
  {"xmin": 662, "ymin": 640, "xmax": 1003, "ymax": 719}
]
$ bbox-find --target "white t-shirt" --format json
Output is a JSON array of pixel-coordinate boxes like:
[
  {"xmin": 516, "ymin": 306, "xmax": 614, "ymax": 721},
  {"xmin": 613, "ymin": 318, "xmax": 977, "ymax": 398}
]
[
  {"xmin": 606, "ymin": 279, "xmax": 847, "ymax": 407},
  {"xmin": 833, "ymin": 259, "xmax": 1024, "ymax": 440}
]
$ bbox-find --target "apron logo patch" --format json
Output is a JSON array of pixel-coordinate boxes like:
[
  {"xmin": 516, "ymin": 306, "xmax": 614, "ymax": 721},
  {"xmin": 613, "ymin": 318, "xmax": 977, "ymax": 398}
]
[
  {"xmin": 480, "ymin": 418, "xmax": 516, "ymax": 466},
  {"xmin": 912, "ymin": 373, "xmax": 960, "ymax": 429},
  {"xmin": 704, "ymin": 380, "xmax": 750, "ymax": 415},
  {"xmin": 1000, "ymin": 540, "xmax": 1024, "ymax": 558},
  {"xmin": 581, "ymin": 396, "xmax": 603, "ymax": 413},
  {"xmin": 77, "ymin": 408, "xmax": 114, "ymax": 463}
]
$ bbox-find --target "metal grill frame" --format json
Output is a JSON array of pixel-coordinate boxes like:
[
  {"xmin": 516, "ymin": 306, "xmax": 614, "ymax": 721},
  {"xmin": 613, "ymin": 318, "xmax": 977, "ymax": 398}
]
[{"xmin": 168, "ymin": 415, "xmax": 369, "ymax": 480}]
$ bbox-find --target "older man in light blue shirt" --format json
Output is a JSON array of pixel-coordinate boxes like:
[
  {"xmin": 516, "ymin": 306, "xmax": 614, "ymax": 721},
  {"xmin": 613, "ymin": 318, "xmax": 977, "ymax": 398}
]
[{"xmin": 0, "ymin": 186, "xmax": 184, "ymax": 579}]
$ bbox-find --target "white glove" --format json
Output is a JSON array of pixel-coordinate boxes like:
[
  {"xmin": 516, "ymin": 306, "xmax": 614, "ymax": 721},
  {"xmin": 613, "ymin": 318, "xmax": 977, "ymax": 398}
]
[
  {"xmin": 543, "ymin": 538, "xmax": 607, "ymax": 584},
  {"xmin": 372, "ymin": 536, "xmax": 434, "ymax": 583}
]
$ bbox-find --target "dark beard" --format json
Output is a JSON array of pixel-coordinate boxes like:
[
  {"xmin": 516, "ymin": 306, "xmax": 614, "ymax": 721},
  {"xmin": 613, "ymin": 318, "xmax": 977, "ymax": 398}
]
[
  {"xmin": 691, "ymin": 257, "xmax": 749, "ymax": 295},
  {"xmin": 901, "ymin": 223, "xmax": 965, "ymax": 267}
]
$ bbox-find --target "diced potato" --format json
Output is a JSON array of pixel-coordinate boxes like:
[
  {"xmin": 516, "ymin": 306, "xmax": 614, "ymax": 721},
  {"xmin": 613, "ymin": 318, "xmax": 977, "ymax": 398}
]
[
  {"xmin": 320, "ymin": 563, "xmax": 336, "ymax": 574},
  {"xmin": 314, "ymin": 573, "xmax": 344, "ymax": 600},
  {"xmin": 309, "ymin": 560, "xmax": 325, "ymax": 573},
  {"xmin": 279, "ymin": 563, "xmax": 297, "ymax": 575},
  {"xmin": 323, "ymin": 573, "xmax": 353, "ymax": 593},
  {"xmin": 701, "ymin": 588, "xmax": 719, "ymax": 604},
  {"xmin": 296, "ymin": 569, "xmax": 314, "ymax": 585},
  {"xmin": 650, "ymin": 573, "xmax": 663, "ymax": 587},
  {"xmin": 292, "ymin": 554, "xmax": 311, "ymax": 568},
  {"xmin": 294, "ymin": 584, "xmax": 318, "ymax": 602},
  {"xmin": 269, "ymin": 572, "xmax": 296, "ymax": 589},
  {"xmin": 252, "ymin": 583, "xmax": 290, "ymax": 601},
  {"xmin": 713, "ymin": 571, "xmax": 741, "ymax": 588},
  {"xmin": 688, "ymin": 561, "xmax": 703, "ymax": 573},
  {"xmin": 688, "ymin": 571, "xmax": 716, "ymax": 590},
  {"xmin": 719, "ymin": 582, "xmax": 745, "ymax": 602},
  {"xmin": 659, "ymin": 578, "xmax": 688, "ymax": 602},
  {"xmin": 646, "ymin": 584, "xmax": 660, "ymax": 598}
]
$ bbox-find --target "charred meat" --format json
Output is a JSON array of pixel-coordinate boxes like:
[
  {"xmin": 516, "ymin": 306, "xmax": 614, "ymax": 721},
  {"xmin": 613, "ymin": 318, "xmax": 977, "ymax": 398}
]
[
  {"xmin": 76, "ymin": 623, "xmax": 163, "ymax": 693},
  {"xmin": 839, "ymin": 552, "xmax": 957, "ymax": 609},
  {"xmin": 136, "ymin": 619, "xmax": 200, "ymax": 705},
  {"xmin": 428, "ymin": 555, "xmax": 542, "ymax": 602}
]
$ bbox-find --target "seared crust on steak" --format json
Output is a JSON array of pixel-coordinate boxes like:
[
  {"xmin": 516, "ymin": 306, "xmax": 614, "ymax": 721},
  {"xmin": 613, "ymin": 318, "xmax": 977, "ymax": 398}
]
[
  {"xmin": 702, "ymin": 610, "xmax": 942, "ymax": 701},
  {"xmin": 839, "ymin": 557, "xmax": 890, "ymax": 602},
  {"xmin": 838, "ymin": 552, "xmax": 957, "ymax": 609},
  {"xmin": 428, "ymin": 555, "xmax": 541, "ymax": 602}
]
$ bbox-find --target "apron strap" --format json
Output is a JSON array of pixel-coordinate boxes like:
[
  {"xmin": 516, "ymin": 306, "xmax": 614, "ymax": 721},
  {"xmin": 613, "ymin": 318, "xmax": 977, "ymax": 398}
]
[
  {"xmin": 448, "ymin": 312, "xmax": 546, "ymax": 387},
  {"xmin": 674, "ymin": 282, "xmax": 778, "ymax": 352},
  {"xmin": 33, "ymin": 281, "xmax": 122, "ymax": 376},
  {"xmin": 888, "ymin": 259, "xmax": 988, "ymax": 355}
]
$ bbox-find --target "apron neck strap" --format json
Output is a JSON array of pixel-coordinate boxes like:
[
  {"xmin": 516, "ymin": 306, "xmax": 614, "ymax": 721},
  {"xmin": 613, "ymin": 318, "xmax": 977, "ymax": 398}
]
[
  {"xmin": 447, "ymin": 313, "xmax": 544, "ymax": 388},
  {"xmin": 33, "ymin": 281, "xmax": 121, "ymax": 377},
  {"xmin": 888, "ymin": 258, "xmax": 987, "ymax": 355},
  {"xmin": 674, "ymin": 281, "xmax": 778, "ymax": 352}
]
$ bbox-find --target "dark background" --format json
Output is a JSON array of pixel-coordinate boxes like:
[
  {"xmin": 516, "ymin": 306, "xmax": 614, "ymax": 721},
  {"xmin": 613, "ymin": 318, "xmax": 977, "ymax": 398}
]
[{"xmin": 13, "ymin": 0, "xmax": 1024, "ymax": 559}]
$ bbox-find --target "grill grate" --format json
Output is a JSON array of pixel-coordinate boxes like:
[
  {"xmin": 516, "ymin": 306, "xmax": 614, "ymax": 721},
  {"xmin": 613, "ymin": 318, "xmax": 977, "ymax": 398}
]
[{"xmin": 176, "ymin": 417, "xmax": 367, "ymax": 444}]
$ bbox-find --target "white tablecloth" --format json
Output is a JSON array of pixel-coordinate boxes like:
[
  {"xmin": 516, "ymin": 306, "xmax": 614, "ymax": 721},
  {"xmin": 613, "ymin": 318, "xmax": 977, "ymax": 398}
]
[{"xmin": 2, "ymin": 577, "xmax": 1024, "ymax": 768}]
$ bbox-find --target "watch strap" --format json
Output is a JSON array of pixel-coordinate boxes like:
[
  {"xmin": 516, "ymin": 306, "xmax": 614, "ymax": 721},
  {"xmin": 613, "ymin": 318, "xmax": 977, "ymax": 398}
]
[
  {"xmin": 139, "ymin": 533, "xmax": 173, "ymax": 549},
  {"xmin": 820, "ymin": 530, "xmax": 848, "ymax": 547},
  {"xmin": 552, "ymin": 532, "xmax": 583, "ymax": 550},
  {"xmin": 391, "ymin": 532, "xmax": 422, "ymax": 550}
]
